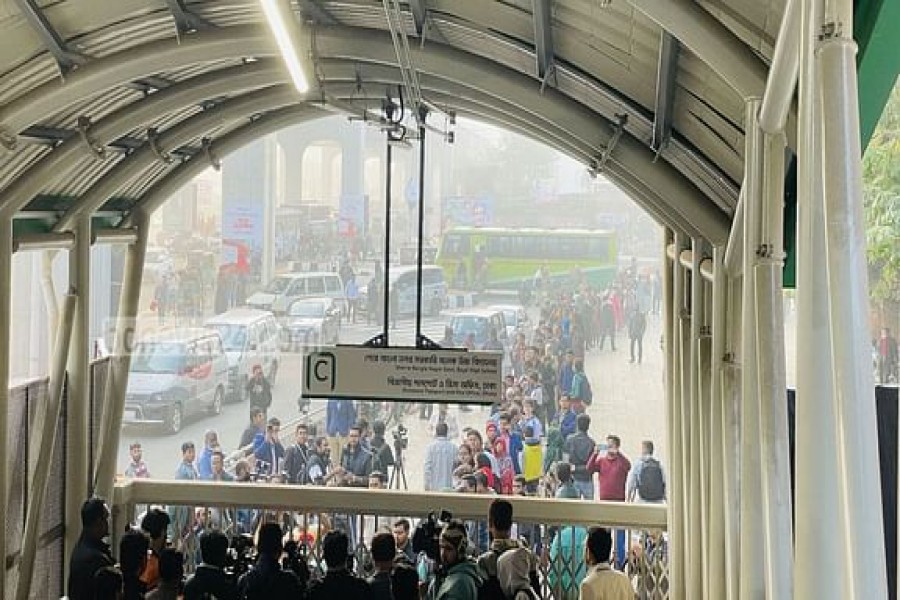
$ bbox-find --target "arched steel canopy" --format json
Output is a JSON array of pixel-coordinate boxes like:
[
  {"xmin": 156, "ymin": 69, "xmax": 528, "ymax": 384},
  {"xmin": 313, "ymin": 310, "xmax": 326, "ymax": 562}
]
[{"xmin": 0, "ymin": 0, "xmax": 894, "ymax": 245}]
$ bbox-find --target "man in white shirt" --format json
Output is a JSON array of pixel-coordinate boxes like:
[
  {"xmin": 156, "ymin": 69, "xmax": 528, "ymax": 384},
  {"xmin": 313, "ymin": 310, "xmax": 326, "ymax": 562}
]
[
  {"xmin": 579, "ymin": 527, "xmax": 633, "ymax": 600},
  {"xmin": 424, "ymin": 423, "xmax": 458, "ymax": 491}
]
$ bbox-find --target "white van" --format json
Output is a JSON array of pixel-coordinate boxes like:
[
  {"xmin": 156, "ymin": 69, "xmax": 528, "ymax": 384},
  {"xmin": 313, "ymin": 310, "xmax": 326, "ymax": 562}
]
[
  {"xmin": 246, "ymin": 271, "xmax": 344, "ymax": 315},
  {"xmin": 204, "ymin": 309, "xmax": 281, "ymax": 402},
  {"xmin": 124, "ymin": 328, "xmax": 229, "ymax": 434},
  {"xmin": 360, "ymin": 265, "xmax": 448, "ymax": 317}
]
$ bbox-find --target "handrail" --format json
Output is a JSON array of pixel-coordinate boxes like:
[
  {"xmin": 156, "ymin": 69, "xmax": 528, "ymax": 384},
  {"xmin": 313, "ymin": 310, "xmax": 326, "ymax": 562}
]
[{"xmin": 113, "ymin": 479, "xmax": 668, "ymax": 530}]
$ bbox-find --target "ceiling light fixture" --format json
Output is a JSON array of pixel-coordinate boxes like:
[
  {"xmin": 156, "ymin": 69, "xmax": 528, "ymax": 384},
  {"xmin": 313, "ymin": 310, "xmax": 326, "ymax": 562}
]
[{"xmin": 259, "ymin": 0, "xmax": 310, "ymax": 94}]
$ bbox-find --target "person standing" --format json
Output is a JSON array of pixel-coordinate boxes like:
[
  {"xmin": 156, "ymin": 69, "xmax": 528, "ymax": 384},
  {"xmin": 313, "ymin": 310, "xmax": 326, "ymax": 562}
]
[
  {"xmin": 476, "ymin": 500, "xmax": 539, "ymax": 600},
  {"xmin": 563, "ymin": 414, "xmax": 596, "ymax": 500},
  {"xmin": 254, "ymin": 417, "xmax": 285, "ymax": 477},
  {"xmin": 238, "ymin": 408, "xmax": 266, "ymax": 452},
  {"xmin": 626, "ymin": 440, "xmax": 667, "ymax": 504},
  {"xmin": 124, "ymin": 442, "xmax": 150, "ymax": 479},
  {"xmin": 309, "ymin": 531, "xmax": 371, "ymax": 600},
  {"xmin": 327, "ymin": 398, "xmax": 356, "ymax": 466},
  {"xmin": 238, "ymin": 523, "xmax": 303, "ymax": 598},
  {"xmin": 169, "ymin": 441, "xmax": 198, "ymax": 544},
  {"xmin": 426, "ymin": 522, "xmax": 481, "ymax": 600},
  {"xmin": 283, "ymin": 423, "xmax": 310, "ymax": 484},
  {"xmin": 345, "ymin": 274, "xmax": 360, "ymax": 324},
  {"xmin": 628, "ymin": 309, "xmax": 647, "ymax": 365},
  {"xmin": 245, "ymin": 365, "xmax": 272, "ymax": 420},
  {"xmin": 587, "ymin": 435, "xmax": 631, "ymax": 569},
  {"xmin": 196, "ymin": 430, "xmax": 219, "ymax": 480},
  {"xmin": 68, "ymin": 498, "xmax": 115, "ymax": 600},
  {"xmin": 337, "ymin": 424, "xmax": 374, "ymax": 487},
  {"xmin": 368, "ymin": 532, "xmax": 396, "ymax": 600},
  {"xmin": 578, "ymin": 527, "xmax": 633, "ymax": 600},
  {"xmin": 424, "ymin": 422, "xmax": 458, "ymax": 491},
  {"xmin": 183, "ymin": 530, "xmax": 238, "ymax": 600}
]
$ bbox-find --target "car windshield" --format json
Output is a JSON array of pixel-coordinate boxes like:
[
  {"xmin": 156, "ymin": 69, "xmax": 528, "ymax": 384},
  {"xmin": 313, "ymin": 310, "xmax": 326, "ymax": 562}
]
[
  {"xmin": 130, "ymin": 343, "xmax": 185, "ymax": 373},
  {"xmin": 501, "ymin": 310, "xmax": 517, "ymax": 326},
  {"xmin": 289, "ymin": 301, "xmax": 325, "ymax": 318},
  {"xmin": 206, "ymin": 325, "xmax": 245, "ymax": 352},
  {"xmin": 451, "ymin": 316, "xmax": 489, "ymax": 341},
  {"xmin": 263, "ymin": 277, "xmax": 292, "ymax": 294}
]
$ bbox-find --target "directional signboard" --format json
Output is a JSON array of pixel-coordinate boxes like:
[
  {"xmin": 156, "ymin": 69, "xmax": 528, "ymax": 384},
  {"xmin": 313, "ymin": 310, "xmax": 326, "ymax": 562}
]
[{"xmin": 302, "ymin": 347, "xmax": 502, "ymax": 405}]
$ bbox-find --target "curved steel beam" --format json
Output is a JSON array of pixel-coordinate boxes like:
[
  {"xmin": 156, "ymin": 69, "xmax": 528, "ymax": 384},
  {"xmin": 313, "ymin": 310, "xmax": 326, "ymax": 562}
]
[
  {"xmin": 123, "ymin": 105, "xmax": 324, "ymax": 224},
  {"xmin": 54, "ymin": 85, "xmax": 300, "ymax": 231},
  {"xmin": 0, "ymin": 25, "xmax": 272, "ymax": 142},
  {"xmin": 624, "ymin": 0, "xmax": 768, "ymax": 101},
  {"xmin": 0, "ymin": 61, "xmax": 284, "ymax": 218}
]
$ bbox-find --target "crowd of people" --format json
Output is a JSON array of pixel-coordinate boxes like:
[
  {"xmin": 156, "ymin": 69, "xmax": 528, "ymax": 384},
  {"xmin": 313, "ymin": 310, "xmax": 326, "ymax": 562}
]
[{"xmin": 68, "ymin": 496, "xmax": 648, "ymax": 600}]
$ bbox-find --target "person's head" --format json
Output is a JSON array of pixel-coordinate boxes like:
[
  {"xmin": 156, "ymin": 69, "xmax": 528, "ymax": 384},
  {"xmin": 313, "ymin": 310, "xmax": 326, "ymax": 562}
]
[
  {"xmin": 181, "ymin": 441, "xmax": 195, "ymax": 463},
  {"xmin": 457, "ymin": 443, "xmax": 473, "ymax": 464},
  {"xmin": 369, "ymin": 471, "xmax": 385, "ymax": 489},
  {"xmin": 576, "ymin": 413, "xmax": 591, "ymax": 433},
  {"xmin": 140, "ymin": 508, "xmax": 170, "ymax": 551},
  {"xmin": 488, "ymin": 499, "xmax": 513, "ymax": 538},
  {"xmin": 252, "ymin": 364, "xmax": 263, "ymax": 379},
  {"xmin": 438, "ymin": 521, "xmax": 469, "ymax": 567},
  {"xmin": 315, "ymin": 435, "xmax": 331, "ymax": 457},
  {"xmin": 435, "ymin": 422, "xmax": 449, "ymax": 438},
  {"xmin": 81, "ymin": 497, "xmax": 111, "ymax": 541},
  {"xmin": 513, "ymin": 475, "xmax": 526, "ymax": 496},
  {"xmin": 295, "ymin": 423, "xmax": 309, "ymax": 446},
  {"xmin": 157, "ymin": 548, "xmax": 184, "ymax": 585},
  {"xmin": 559, "ymin": 395, "xmax": 571, "ymax": 411},
  {"xmin": 467, "ymin": 429, "xmax": 484, "ymax": 453},
  {"xmin": 486, "ymin": 422, "xmax": 499, "ymax": 442},
  {"xmin": 606, "ymin": 435, "xmax": 621, "ymax": 456},
  {"xmin": 129, "ymin": 442, "xmax": 142, "ymax": 463},
  {"xmin": 393, "ymin": 518, "xmax": 411, "ymax": 548},
  {"xmin": 522, "ymin": 400, "xmax": 534, "ymax": 418},
  {"xmin": 250, "ymin": 407, "xmax": 265, "ymax": 426},
  {"xmin": 370, "ymin": 531, "xmax": 396, "ymax": 572},
  {"xmin": 556, "ymin": 462, "xmax": 573, "ymax": 484},
  {"xmin": 257, "ymin": 522, "xmax": 283, "ymax": 558},
  {"xmin": 119, "ymin": 528, "xmax": 150, "ymax": 577},
  {"xmin": 492, "ymin": 436, "xmax": 509, "ymax": 458},
  {"xmin": 211, "ymin": 451, "xmax": 225, "ymax": 475},
  {"xmin": 266, "ymin": 417, "xmax": 281, "ymax": 442},
  {"xmin": 348, "ymin": 425, "xmax": 361, "ymax": 449},
  {"xmin": 585, "ymin": 527, "xmax": 614, "ymax": 566},
  {"xmin": 322, "ymin": 530, "xmax": 350, "ymax": 570},
  {"xmin": 93, "ymin": 566, "xmax": 123, "ymax": 600},
  {"xmin": 373, "ymin": 420, "xmax": 386, "ymax": 438},
  {"xmin": 204, "ymin": 429, "xmax": 218, "ymax": 448},
  {"xmin": 200, "ymin": 529, "xmax": 230, "ymax": 567},
  {"xmin": 565, "ymin": 350, "xmax": 574, "ymax": 363},
  {"xmin": 642, "ymin": 440, "xmax": 655, "ymax": 456},
  {"xmin": 498, "ymin": 412, "xmax": 511, "ymax": 434},
  {"xmin": 574, "ymin": 359, "xmax": 584, "ymax": 373},
  {"xmin": 391, "ymin": 563, "xmax": 420, "ymax": 600}
]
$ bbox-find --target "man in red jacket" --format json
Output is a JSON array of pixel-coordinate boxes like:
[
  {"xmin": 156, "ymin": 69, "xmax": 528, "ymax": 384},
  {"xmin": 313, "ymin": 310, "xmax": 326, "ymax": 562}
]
[{"xmin": 587, "ymin": 434, "xmax": 631, "ymax": 569}]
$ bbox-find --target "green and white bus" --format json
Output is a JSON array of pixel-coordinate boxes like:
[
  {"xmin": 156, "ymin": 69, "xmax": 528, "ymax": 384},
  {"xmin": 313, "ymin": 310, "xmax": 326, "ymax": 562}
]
[{"xmin": 436, "ymin": 226, "xmax": 618, "ymax": 290}]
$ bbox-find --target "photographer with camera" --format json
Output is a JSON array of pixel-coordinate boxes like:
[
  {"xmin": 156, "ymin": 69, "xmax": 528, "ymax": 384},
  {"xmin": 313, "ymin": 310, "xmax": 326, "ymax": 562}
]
[
  {"xmin": 237, "ymin": 523, "xmax": 303, "ymax": 599},
  {"xmin": 425, "ymin": 521, "xmax": 481, "ymax": 600},
  {"xmin": 183, "ymin": 530, "xmax": 238, "ymax": 600},
  {"xmin": 309, "ymin": 530, "xmax": 370, "ymax": 600}
]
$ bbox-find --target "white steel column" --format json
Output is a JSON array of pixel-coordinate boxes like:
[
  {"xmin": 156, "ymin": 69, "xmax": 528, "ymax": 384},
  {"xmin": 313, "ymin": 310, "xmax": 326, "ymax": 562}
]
[
  {"xmin": 722, "ymin": 277, "xmax": 742, "ymax": 600},
  {"xmin": 755, "ymin": 132, "xmax": 793, "ymax": 598},
  {"xmin": 739, "ymin": 97, "xmax": 765, "ymax": 600},
  {"xmin": 64, "ymin": 214, "xmax": 91, "ymax": 579},
  {"xmin": 94, "ymin": 214, "xmax": 149, "ymax": 501},
  {"xmin": 0, "ymin": 218, "xmax": 11, "ymax": 598},
  {"xmin": 794, "ymin": 0, "xmax": 846, "ymax": 595},
  {"xmin": 698, "ymin": 263, "xmax": 713, "ymax": 599},
  {"xmin": 687, "ymin": 240, "xmax": 703, "ymax": 599},
  {"xmin": 708, "ymin": 247, "xmax": 727, "ymax": 599},
  {"xmin": 817, "ymin": 1, "xmax": 888, "ymax": 594},
  {"xmin": 15, "ymin": 294, "xmax": 76, "ymax": 600},
  {"xmin": 668, "ymin": 231, "xmax": 686, "ymax": 600}
]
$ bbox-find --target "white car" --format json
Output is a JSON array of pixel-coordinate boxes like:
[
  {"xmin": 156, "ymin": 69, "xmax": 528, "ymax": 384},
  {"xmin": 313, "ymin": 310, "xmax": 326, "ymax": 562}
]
[{"xmin": 488, "ymin": 304, "xmax": 531, "ymax": 339}]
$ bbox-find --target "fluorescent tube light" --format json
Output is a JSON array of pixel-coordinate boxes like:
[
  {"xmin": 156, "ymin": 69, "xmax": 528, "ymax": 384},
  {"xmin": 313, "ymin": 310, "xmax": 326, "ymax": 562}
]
[{"xmin": 259, "ymin": 0, "xmax": 310, "ymax": 94}]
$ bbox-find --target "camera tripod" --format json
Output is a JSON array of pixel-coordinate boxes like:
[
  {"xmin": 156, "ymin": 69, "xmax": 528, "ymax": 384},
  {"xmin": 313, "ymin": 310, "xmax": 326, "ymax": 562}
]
[{"xmin": 389, "ymin": 438, "xmax": 408, "ymax": 490}]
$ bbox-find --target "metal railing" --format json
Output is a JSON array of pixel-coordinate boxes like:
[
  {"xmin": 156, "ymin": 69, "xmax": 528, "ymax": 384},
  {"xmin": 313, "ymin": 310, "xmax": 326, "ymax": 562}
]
[{"xmin": 113, "ymin": 480, "xmax": 670, "ymax": 599}]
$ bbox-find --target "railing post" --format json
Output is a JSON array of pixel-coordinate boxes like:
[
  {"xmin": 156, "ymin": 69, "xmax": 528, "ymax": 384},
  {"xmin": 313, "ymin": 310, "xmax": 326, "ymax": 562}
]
[
  {"xmin": 817, "ymin": 0, "xmax": 888, "ymax": 594},
  {"xmin": 667, "ymin": 230, "xmax": 686, "ymax": 600},
  {"xmin": 721, "ymin": 276, "xmax": 741, "ymax": 600},
  {"xmin": 739, "ymin": 96, "xmax": 765, "ymax": 599},
  {"xmin": 64, "ymin": 214, "xmax": 92, "ymax": 585},
  {"xmin": 708, "ymin": 247, "xmax": 727, "ymax": 599},
  {"xmin": 94, "ymin": 214, "xmax": 149, "ymax": 500},
  {"xmin": 687, "ymin": 239, "xmax": 703, "ymax": 598}
]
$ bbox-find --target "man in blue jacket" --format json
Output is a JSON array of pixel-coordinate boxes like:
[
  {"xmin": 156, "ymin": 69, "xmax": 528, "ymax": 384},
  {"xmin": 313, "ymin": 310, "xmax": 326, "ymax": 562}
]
[
  {"xmin": 327, "ymin": 398, "xmax": 356, "ymax": 466},
  {"xmin": 254, "ymin": 417, "xmax": 285, "ymax": 477}
]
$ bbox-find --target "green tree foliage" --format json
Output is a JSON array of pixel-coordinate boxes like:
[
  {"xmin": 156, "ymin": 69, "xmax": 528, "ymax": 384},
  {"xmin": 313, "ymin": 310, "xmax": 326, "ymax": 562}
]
[{"xmin": 864, "ymin": 81, "xmax": 900, "ymax": 303}]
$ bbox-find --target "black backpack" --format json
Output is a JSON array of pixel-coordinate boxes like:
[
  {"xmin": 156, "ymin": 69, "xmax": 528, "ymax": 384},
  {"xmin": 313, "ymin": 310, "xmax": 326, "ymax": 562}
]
[{"xmin": 638, "ymin": 458, "xmax": 665, "ymax": 501}]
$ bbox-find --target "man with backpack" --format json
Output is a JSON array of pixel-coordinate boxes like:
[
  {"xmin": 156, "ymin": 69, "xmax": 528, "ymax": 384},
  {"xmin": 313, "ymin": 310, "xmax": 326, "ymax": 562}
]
[
  {"xmin": 569, "ymin": 359, "xmax": 592, "ymax": 413},
  {"xmin": 476, "ymin": 500, "xmax": 540, "ymax": 600},
  {"xmin": 627, "ymin": 440, "xmax": 667, "ymax": 503}
]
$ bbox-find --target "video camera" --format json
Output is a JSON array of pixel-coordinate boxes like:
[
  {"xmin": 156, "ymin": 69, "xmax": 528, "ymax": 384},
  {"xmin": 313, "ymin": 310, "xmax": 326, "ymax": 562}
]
[
  {"xmin": 223, "ymin": 533, "xmax": 255, "ymax": 583},
  {"xmin": 411, "ymin": 510, "xmax": 453, "ymax": 562},
  {"xmin": 392, "ymin": 424, "xmax": 409, "ymax": 451}
]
